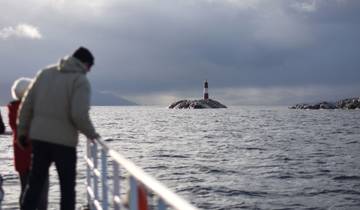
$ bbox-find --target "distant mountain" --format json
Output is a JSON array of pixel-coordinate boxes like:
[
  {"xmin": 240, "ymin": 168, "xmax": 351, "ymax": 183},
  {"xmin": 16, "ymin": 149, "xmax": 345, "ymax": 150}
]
[
  {"xmin": 92, "ymin": 91, "xmax": 137, "ymax": 106},
  {"xmin": 0, "ymin": 88, "xmax": 136, "ymax": 106}
]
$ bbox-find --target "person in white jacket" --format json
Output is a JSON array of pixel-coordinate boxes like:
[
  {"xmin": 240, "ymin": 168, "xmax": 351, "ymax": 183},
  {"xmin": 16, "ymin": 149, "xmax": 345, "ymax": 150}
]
[{"xmin": 18, "ymin": 47, "xmax": 100, "ymax": 210}]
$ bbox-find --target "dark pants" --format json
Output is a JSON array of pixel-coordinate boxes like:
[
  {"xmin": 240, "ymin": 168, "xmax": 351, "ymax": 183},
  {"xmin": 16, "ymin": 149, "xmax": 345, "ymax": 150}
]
[
  {"xmin": 20, "ymin": 171, "xmax": 49, "ymax": 210},
  {"xmin": 21, "ymin": 140, "xmax": 77, "ymax": 210}
]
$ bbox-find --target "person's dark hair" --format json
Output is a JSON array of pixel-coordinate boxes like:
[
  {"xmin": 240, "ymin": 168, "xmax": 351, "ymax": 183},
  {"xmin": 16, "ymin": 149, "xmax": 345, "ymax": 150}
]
[{"xmin": 72, "ymin": 47, "xmax": 94, "ymax": 67}]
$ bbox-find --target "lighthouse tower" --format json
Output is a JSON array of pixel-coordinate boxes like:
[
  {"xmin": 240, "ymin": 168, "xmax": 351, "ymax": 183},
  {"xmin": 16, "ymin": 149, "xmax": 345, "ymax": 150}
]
[{"xmin": 203, "ymin": 80, "xmax": 209, "ymax": 100}]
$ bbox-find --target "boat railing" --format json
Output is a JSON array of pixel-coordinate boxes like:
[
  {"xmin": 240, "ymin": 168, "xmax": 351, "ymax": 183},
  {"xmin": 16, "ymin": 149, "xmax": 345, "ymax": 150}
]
[
  {"xmin": 85, "ymin": 138, "xmax": 199, "ymax": 210},
  {"xmin": 0, "ymin": 174, "xmax": 3, "ymax": 210}
]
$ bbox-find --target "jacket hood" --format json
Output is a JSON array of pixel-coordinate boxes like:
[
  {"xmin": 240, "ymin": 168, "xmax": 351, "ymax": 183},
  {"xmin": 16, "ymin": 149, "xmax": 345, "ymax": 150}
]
[
  {"xmin": 57, "ymin": 56, "xmax": 88, "ymax": 74},
  {"xmin": 11, "ymin": 77, "xmax": 33, "ymax": 100}
]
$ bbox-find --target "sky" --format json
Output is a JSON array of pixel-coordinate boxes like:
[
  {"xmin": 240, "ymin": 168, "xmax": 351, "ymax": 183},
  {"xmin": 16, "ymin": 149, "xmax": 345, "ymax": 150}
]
[{"xmin": 0, "ymin": 0, "xmax": 359, "ymax": 106}]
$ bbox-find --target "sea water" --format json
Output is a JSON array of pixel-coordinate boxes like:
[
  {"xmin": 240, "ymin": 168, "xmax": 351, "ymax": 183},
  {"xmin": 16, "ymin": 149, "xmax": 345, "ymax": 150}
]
[{"xmin": 1, "ymin": 106, "xmax": 360, "ymax": 209}]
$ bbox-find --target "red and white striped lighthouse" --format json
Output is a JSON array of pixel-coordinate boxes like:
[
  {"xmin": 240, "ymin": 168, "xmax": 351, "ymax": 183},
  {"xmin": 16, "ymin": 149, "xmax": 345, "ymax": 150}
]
[{"xmin": 203, "ymin": 80, "xmax": 209, "ymax": 100}]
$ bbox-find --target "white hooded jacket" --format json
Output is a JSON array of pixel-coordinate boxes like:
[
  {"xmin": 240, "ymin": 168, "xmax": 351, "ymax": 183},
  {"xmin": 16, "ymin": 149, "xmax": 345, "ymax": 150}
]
[{"xmin": 17, "ymin": 56, "xmax": 98, "ymax": 147}]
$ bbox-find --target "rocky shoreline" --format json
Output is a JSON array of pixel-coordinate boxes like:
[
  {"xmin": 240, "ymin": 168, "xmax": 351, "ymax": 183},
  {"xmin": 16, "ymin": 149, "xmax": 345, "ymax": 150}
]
[
  {"xmin": 168, "ymin": 99, "xmax": 227, "ymax": 109},
  {"xmin": 290, "ymin": 97, "xmax": 360, "ymax": 110}
]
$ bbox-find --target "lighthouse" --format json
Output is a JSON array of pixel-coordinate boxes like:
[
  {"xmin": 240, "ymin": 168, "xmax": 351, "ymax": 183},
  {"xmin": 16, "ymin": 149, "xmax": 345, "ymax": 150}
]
[
  {"xmin": 169, "ymin": 79, "xmax": 227, "ymax": 108},
  {"xmin": 203, "ymin": 80, "xmax": 209, "ymax": 100}
]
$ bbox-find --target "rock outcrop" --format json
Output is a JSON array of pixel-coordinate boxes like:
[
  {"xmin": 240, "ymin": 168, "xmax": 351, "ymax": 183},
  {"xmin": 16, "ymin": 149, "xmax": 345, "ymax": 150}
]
[
  {"xmin": 290, "ymin": 97, "xmax": 360, "ymax": 110},
  {"xmin": 335, "ymin": 98, "xmax": 360, "ymax": 109},
  {"xmin": 169, "ymin": 99, "xmax": 227, "ymax": 109}
]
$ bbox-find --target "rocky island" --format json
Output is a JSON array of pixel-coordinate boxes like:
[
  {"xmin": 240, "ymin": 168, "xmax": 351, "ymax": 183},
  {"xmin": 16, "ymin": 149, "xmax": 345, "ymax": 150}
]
[
  {"xmin": 169, "ymin": 98, "xmax": 227, "ymax": 109},
  {"xmin": 168, "ymin": 80, "xmax": 227, "ymax": 109},
  {"xmin": 290, "ymin": 97, "xmax": 360, "ymax": 110}
]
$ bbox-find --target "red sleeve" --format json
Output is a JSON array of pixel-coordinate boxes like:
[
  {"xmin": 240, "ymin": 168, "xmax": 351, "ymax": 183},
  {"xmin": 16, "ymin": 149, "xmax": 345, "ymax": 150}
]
[{"xmin": 8, "ymin": 102, "xmax": 20, "ymax": 133}]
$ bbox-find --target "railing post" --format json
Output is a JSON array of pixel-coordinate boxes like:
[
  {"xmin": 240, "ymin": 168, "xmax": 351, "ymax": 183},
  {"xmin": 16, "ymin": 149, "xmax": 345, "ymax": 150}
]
[
  {"xmin": 92, "ymin": 143, "xmax": 99, "ymax": 204},
  {"xmin": 113, "ymin": 161, "xmax": 121, "ymax": 210},
  {"xmin": 0, "ymin": 174, "xmax": 3, "ymax": 210},
  {"xmin": 129, "ymin": 176, "xmax": 138, "ymax": 210},
  {"xmin": 157, "ymin": 198, "xmax": 167, "ymax": 210},
  {"xmin": 86, "ymin": 140, "xmax": 92, "ymax": 210},
  {"xmin": 101, "ymin": 149, "xmax": 108, "ymax": 210}
]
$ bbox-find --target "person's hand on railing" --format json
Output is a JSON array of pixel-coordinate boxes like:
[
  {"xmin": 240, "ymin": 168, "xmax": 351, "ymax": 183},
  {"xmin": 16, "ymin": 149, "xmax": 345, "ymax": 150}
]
[{"xmin": 89, "ymin": 133, "xmax": 101, "ymax": 144}]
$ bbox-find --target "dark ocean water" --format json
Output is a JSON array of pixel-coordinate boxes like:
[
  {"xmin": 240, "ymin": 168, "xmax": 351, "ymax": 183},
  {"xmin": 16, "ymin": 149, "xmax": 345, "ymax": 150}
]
[{"xmin": 1, "ymin": 106, "xmax": 360, "ymax": 209}]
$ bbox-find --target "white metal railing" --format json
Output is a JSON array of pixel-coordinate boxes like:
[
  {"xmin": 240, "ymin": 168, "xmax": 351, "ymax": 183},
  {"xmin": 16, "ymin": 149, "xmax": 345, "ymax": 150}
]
[
  {"xmin": 85, "ymin": 138, "xmax": 199, "ymax": 210},
  {"xmin": 0, "ymin": 174, "xmax": 3, "ymax": 210}
]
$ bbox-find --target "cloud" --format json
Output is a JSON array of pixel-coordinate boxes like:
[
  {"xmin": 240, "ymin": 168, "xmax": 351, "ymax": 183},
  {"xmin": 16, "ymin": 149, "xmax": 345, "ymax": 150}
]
[
  {"xmin": 291, "ymin": 0, "xmax": 317, "ymax": 12},
  {"xmin": 0, "ymin": 24, "xmax": 42, "ymax": 40},
  {"xmin": 197, "ymin": 0, "xmax": 261, "ymax": 9}
]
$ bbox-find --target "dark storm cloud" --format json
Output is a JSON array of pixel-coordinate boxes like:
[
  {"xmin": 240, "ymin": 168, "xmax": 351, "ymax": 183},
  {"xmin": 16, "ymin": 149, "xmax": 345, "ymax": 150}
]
[
  {"xmin": 0, "ymin": 0, "xmax": 359, "ymax": 105},
  {"xmin": 90, "ymin": 0, "xmax": 360, "ymax": 91}
]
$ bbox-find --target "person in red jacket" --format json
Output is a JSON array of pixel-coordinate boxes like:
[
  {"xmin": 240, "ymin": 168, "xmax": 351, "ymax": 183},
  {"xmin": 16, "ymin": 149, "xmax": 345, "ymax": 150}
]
[{"xmin": 8, "ymin": 78, "xmax": 48, "ymax": 210}]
